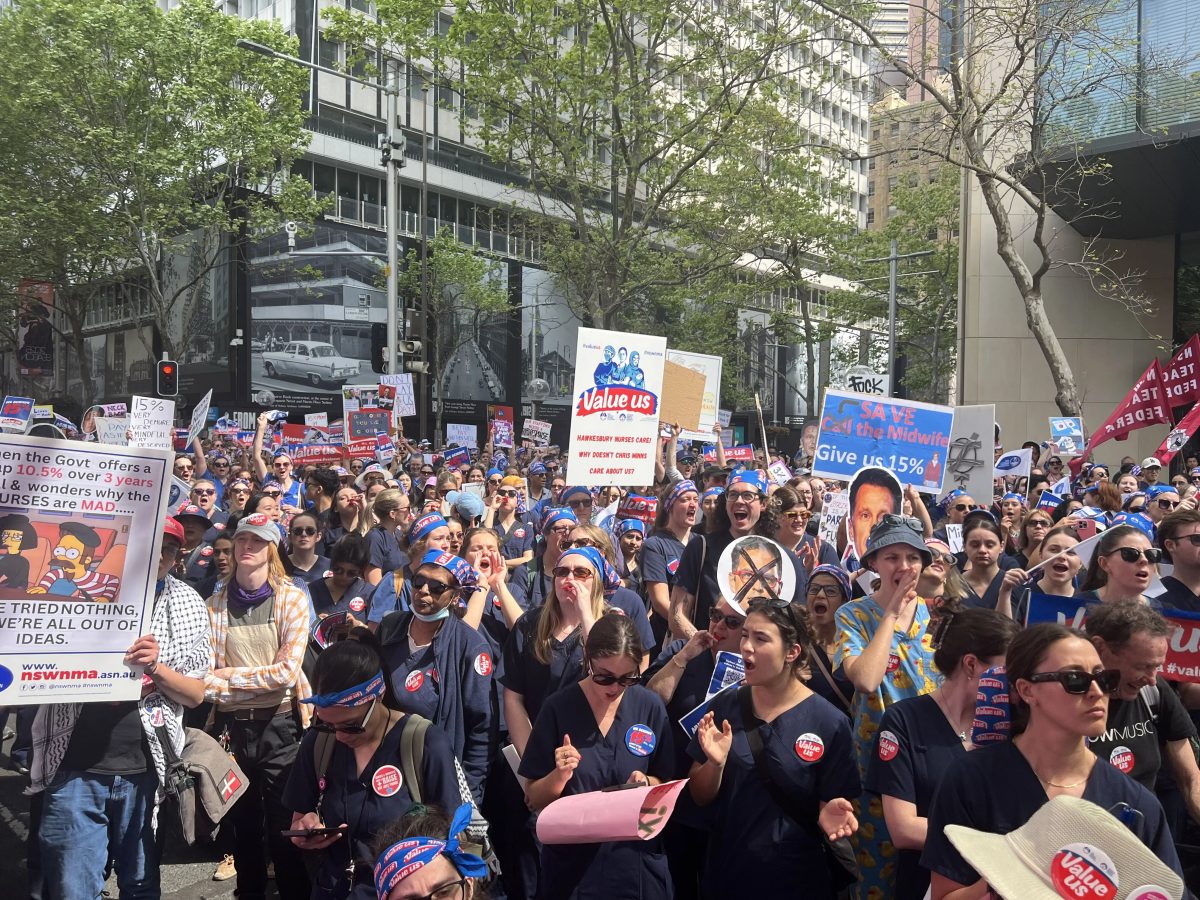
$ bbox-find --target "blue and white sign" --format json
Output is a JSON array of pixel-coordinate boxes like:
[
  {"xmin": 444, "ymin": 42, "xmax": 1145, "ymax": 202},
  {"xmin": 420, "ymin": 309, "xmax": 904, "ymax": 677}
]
[
  {"xmin": 1049, "ymin": 416, "xmax": 1084, "ymax": 456},
  {"xmin": 679, "ymin": 683, "xmax": 738, "ymax": 738},
  {"xmin": 706, "ymin": 651, "xmax": 745, "ymax": 700},
  {"xmin": 1024, "ymin": 591, "xmax": 1094, "ymax": 628},
  {"xmin": 994, "ymin": 447, "xmax": 1033, "ymax": 480},
  {"xmin": 812, "ymin": 390, "xmax": 955, "ymax": 493}
]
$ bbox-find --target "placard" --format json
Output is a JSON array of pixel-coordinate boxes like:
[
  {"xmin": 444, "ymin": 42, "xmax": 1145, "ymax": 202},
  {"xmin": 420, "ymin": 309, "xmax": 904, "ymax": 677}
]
[
  {"xmin": 1048, "ymin": 416, "xmax": 1084, "ymax": 457},
  {"xmin": 385, "ymin": 374, "xmax": 417, "ymax": 418},
  {"xmin": 813, "ymin": 390, "xmax": 954, "ymax": 493},
  {"xmin": 95, "ymin": 417, "xmax": 128, "ymax": 447},
  {"xmin": 128, "ymin": 396, "xmax": 175, "ymax": 451},
  {"xmin": 666, "ymin": 349, "xmax": 722, "ymax": 441},
  {"xmin": 717, "ymin": 409, "xmax": 732, "ymax": 428},
  {"xmin": 939, "ymin": 404, "xmax": 995, "ymax": 506},
  {"xmin": 186, "ymin": 389, "xmax": 212, "ymax": 445},
  {"xmin": 566, "ymin": 328, "xmax": 666, "ymax": 485},
  {"xmin": 0, "ymin": 397, "xmax": 34, "ymax": 433},
  {"xmin": 304, "ymin": 412, "xmax": 329, "ymax": 428},
  {"xmin": 522, "ymin": 418, "xmax": 552, "ymax": 446},
  {"xmin": 658, "ymin": 360, "xmax": 706, "ymax": 433},
  {"xmin": 347, "ymin": 408, "xmax": 391, "ymax": 443},
  {"xmin": 818, "ymin": 492, "xmax": 850, "ymax": 545},
  {"xmin": 0, "ymin": 434, "xmax": 173, "ymax": 704},
  {"xmin": 536, "ymin": 779, "xmax": 688, "ymax": 844},
  {"xmin": 493, "ymin": 419, "xmax": 514, "ymax": 449},
  {"xmin": 447, "ymin": 423, "xmax": 477, "ymax": 449}
]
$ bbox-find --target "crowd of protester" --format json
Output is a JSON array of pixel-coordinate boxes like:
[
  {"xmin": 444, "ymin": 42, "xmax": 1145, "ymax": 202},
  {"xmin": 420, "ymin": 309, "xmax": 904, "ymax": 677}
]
[{"xmin": 11, "ymin": 411, "xmax": 1200, "ymax": 900}]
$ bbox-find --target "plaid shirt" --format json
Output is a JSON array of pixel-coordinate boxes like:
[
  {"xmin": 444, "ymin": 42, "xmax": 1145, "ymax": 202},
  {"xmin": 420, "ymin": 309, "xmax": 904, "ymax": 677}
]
[{"xmin": 204, "ymin": 578, "xmax": 312, "ymax": 726}]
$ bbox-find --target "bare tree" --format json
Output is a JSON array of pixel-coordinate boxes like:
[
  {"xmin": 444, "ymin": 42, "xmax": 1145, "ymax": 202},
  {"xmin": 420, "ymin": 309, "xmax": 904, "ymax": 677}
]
[{"xmin": 810, "ymin": 0, "xmax": 1179, "ymax": 414}]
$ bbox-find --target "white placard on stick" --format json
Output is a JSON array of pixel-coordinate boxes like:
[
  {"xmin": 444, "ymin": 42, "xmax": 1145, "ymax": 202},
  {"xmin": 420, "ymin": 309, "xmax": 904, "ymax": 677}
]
[{"xmin": 128, "ymin": 396, "xmax": 175, "ymax": 451}]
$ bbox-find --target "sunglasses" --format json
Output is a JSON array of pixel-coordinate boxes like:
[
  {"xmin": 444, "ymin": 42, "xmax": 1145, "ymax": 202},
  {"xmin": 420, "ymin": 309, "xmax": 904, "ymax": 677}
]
[
  {"xmin": 552, "ymin": 566, "xmax": 595, "ymax": 580},
  {"xmin": 1171, "ymin": 534, "xmax": 1200, "ymax": 547},
  {"xmin": 330, "ymin": 565, "xmax": 361, "ymax": 578},
  {"xmin": 262, "ymin": 490, "xmax": 282, "ymax": 498},
  {"xmin": 291, "ymin": 526, "xmax": 317, "ymax": 537},
  {"xmin": 498, "ymin": 489, "xmax": 519, "ymax": 498},
  {"xmin": 567, "ymin": 498, "xmax": 593, "ymax": 508},
  {"xmin": 781, "ymin": 510, "xmax": 810, "ymax": 521},
  {"xmin": 212, "ymin": 461, "xmax": 229, "ymax": 468},
  {"xmin": 1158, "ymin": 499, "xmax": 1181, "ymax": 510},
  {"xmin": 1026, "ymin": 668, "xmax": 1120, "ymax": 695},
  {"xmin": 953, "ymin": 503, "xmax": 978, "ymax": 512},
  {"xmin": 274, "ymin": 461, "xmax": 292, "ymax": 467},
  {"xmin": 1048, "ymin": 460, "xmax": 1063, "ymax": 467},
  {"xmin": 312, "ymin": 698, "xmax": 378, "ymax": 734},
  {"xmin": 708, "ymin": 608, "xmax": 746, "ymax": 630},
  {"xmin": 560, "ymin": 538, "xmax": 594, "ymax": 551},
  {"xmin": 590, "ymin": 670, "xmax": 641, "ymax": 687},
  {"xmin": 192, "ymin": 488, "xmax": 216, "ymax": 496},
  {"xmin": 175, "ymin": 465, "xmax": 193, "ymax": 473},
  {"xmin": 488, "ymin": 478, "xmax": 501, "ymax": 484},
  {"xmin": 1127, "ymin": 504, "xmax": 1146, "ymax": 514},
  {"xmin": 1107, "ymin": 547, "xmax": 1163, "ymax": 564},
  {"xmin": 411, "ymin": 574, "xmax": 455, "ymax": 596}
]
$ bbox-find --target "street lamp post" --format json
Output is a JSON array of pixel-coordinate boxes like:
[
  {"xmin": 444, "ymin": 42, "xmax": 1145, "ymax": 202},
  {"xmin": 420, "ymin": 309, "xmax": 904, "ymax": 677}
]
[{"xmin": 236, "ymin": 39, "xmax": 403, "ymax": 377}]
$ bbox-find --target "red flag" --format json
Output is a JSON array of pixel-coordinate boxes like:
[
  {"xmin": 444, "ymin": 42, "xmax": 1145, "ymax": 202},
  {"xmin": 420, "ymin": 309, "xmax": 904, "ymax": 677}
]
[
  {"xmin": 1155, "ymin": 401, "xmax": 1200, "ymax": 464},
  {"xmin": 1163, "ymin": 334, "xmax": 1200, "ymax": 409},
  {"xmin": 1069, "ymin": 359, "xmax": 1172, "ymax": 474}
]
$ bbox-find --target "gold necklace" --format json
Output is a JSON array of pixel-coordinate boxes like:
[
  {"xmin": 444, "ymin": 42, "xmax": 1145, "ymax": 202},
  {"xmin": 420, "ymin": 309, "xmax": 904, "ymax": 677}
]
[{"xmin": 1038, "ymin": 773, "xmax": 1089, "ymax": 789}]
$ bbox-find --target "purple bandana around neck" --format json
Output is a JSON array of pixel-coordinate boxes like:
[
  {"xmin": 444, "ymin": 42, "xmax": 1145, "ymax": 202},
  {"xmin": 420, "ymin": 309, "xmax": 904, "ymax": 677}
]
[{"xmin": 228, "ymin": 577, "xmax": 274, "ymax": 609}]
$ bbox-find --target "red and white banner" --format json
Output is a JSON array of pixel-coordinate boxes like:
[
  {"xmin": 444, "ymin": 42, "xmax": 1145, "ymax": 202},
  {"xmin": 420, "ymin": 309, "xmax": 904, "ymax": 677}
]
[
  {"xmin": 291, "ymin": 444, "xmax": 344, "ymax": 465},
  {"xmin": 1164, "ymin": 334, "xmax": 1200, "ymax": 409},
  {"xmin": 1070, "ymin": 359, "xmax": 1171, "ymax": 474}
]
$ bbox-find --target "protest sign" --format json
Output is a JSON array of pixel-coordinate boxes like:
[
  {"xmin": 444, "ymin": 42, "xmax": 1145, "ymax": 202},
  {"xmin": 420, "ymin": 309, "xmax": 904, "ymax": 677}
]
[
  {"xmin": 304, "ymin": 412, "xmax": 328, "ymax": 429},
  {"xmin": 128, "ymin": 396, "xmax": 175, "ymax": 451},
  {"xmin": 708, "ymin": 651, "xmax": 744, "ymax": 698},
  {"xmin": 172, "ymin": 428, "xmax": 189, "ymax": 451},
  {"xmin": 716, "ymin": 535, "xmax": 795, "ymax": 614},
  {"xmin": 522, "ymin": 418, "xmax": 552, "ymax": 446},
  {"xmin": 290, "ymin": 444, "xmax": 343, "ymax": 466},
  {"xmin": 724, "ymin": 445, "xmax": 754, "ymax": 461},
  {"xmin": 717, "ymin": 409, "xmax": 732, "ymax": 428},
  {"xmin": 1036, "ymin": 490, "xmax": 1061, "ymax": 513},
  {"xmin": 347, "ymin": 408, "xmax": 391, "ymax": 443},
  {"xmin": 658, "ymin": 361, "xmax": 705, "ymax": 433},
  {"xmin": 768, "ymin": 460, "xmax": 793, "ymax": 486},
  {"xmin": 938, "ymin": 404, "xmax": 994, "ymax": 505},
  {"xmin": 818, "ymin": 492, "xmax": 849, "ymax": 546},
  {"xmin": 186, "ymin": 389, "xmax": 212, "ymax": 445},
  {"xmin": 346, "ymin": 438, "xmax": 375, "ymax": 459},
  {"xmin": 566, "ymin": 327, "xmax": 666, "ymax": 485},
  {"xmin": 0, "ymin": 433, "xmax": 172, "ymax": 704},
  {"xmin": 102, "ymin": 403, "xmax": 128, "ymax": 417},
  {"xmin": 375, "ymin": 433, "xmax": 396, "ymax": 464},
  {"xmin": 376, "ymin": 384, "xmax": 396, "ymax": 411},
  {"xmin": 945, "ymin": 523, "xmax": 963, "ymax": 554},
  {"xmin": 386, "ymin": 374, "xmax": 417, "ymax": 418},
  {"xmin": 813, "ymin": 390, "xmax": 954, "ymax": 492},
  {"xmin": 32, "ymin": 405, "xmax": 54, "ymax": 421},
  {"xmin": 994, "ymin": 447, "xmax": 1033, "ymax": 480},
  {"xmin": 1048, "ymin": 416, "xmax": 1084, "ymax": 456},
  {"xmin": 0, "ymin": 397, "xmax": 34, "ymax": 433},
  {"xmin": 536, "ymin": 779, "xmax": 688, "ymax": 844},
  {"xmin": 94, "ymin": 417, "xmax": 128, "ymax": 447},
  {"xmin": 493, "ymin": 419, "xmax": 514, "ymax": 449},
  {"xmin": 444, "ymin": 446, "xmax": 471, "ymax": 469},
  {"xmin": 665, "ymin": 349, "xmax": 722, "ymax": 441},
  {"xmin": 680, "ymin": 683, "xmax": 737, "ymax": 738},
  {"xmin": 845, "ymin": 467, "xmax": 904, "ymax": 560},
  {"xmin": 166, "ymin": 475, "xmax": 192, "ymax": 510},
  {"xmin": 447, "ymin": 423, "xmax": 477, "ymax": 449}
]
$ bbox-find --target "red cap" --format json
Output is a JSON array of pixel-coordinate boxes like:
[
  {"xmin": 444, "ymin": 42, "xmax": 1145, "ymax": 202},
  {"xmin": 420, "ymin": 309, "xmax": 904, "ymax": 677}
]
[{"xmin": 164, "ymin": 517, "xmax": 186, "ymax": 545}]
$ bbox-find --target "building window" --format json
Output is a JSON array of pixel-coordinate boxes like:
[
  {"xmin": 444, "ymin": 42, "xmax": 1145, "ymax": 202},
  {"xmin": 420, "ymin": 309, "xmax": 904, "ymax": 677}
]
[
  {"xmin": 867, "ymin": 210, "xmax": 875, "ymax": 225},
  {"xmin": 318, "ymin": 35, "xmax": 339, "ymax": 69},
  {"xmin": 888, "ymin": 175, "xmax": 898, "ymax": 190},
  {"xmin": 868, "ymin": 180, "xmax": 876, "ymax": 196}
]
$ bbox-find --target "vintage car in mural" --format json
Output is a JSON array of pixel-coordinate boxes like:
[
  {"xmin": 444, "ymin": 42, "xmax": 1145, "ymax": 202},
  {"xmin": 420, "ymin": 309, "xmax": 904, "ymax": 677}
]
[{"xmin": 261, "ymin": 341, "xmax": 361, "ymax": 387}]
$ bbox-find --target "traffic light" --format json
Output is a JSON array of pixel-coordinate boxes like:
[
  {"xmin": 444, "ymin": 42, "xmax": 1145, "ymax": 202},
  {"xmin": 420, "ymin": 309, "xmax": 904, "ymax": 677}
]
[
  {"xmin": 156, "ymin": 359, "xmax": 179, "ymax": 397},
  {"xmin": 371, "ymin": 323, "xmax": 387, "ymax": 374}
]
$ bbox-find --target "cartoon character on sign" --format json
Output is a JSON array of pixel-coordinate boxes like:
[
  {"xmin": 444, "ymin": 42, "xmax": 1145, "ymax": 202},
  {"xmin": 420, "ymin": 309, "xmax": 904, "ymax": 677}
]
[
  {"xmin": 0, "ymin": 513, "xmax": 37, "ymax": 589},
  {"xmin": 28, "ymin": 522, "xmax": 120, "ymax": 601},
  {"xmin": 628, "ymin": 351, "xmax": 645, "ymax": 388}
]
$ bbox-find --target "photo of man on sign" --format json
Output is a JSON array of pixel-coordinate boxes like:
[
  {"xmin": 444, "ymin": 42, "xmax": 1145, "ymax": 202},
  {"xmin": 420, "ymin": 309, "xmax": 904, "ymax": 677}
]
[
  {"xmin": 716, "ymin": 535, "xmax": 795, "ymax": 613},
  {"xmin": 848, "ymin": 467, "xmax": 903, "ymax": 561},
  {"xmin": 25, "ymin": 520, "xmax": 123, "ymax": 601}
]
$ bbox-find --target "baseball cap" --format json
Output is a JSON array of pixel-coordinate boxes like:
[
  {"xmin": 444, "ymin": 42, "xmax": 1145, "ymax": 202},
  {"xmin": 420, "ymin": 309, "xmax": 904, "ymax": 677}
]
[
  {"xmin": 945, "ymin": 794, "xmax": 1183, "ymax": 900},
  {"xmin": 163, "ymin": 517, "xmax": 186, "ymax": 545},
  {"xmin": 233, "ymin": 512, "xmax": 281, "ymax": 546},
  {"xmin": 173, "ymin": 503, "xmax": 212, "ymax": 527},
  {"xmin": 1141, "ymin": 457, "xmax": 1163, "ymax": 469}
]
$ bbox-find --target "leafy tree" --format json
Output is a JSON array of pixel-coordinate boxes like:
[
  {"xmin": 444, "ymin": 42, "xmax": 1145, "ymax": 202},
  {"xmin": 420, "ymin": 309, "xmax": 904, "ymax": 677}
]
[
  {"xmin": 0, "ymin": 0, "xmax": 320, "ymax": 402},
  {"xmin": 398, "ymin": 229, "xmax": 510, "ymax": 440},
  {"xmin": 808, "ymin": 0, "xmax": 1187, "ymax": 414},
  {"xmin": 327, "ymin": 0, "xmax": 858, "ymax": 333}
]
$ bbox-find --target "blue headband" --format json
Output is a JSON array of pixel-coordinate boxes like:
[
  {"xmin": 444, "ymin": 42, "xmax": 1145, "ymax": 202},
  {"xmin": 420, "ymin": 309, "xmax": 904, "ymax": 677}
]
[
  {"xmin": 419, "ymin": 550, "xmax": 478, "ymax": 587},
  {"xmin": 486, "ymin": 467, "xmax": 503, "ymax": 479},
  {"xmin": 702, "ymin": 487, "xmax": 725, "ymax": 501},
  {"xmin": 408, "ymin": 514, "xmax": 448, "ymax": 543},
  {"xmin": 614, "ymin": 518, "xmax": 646, "ymax": 537},
  {"xmin": 528, "ymin": 461, "xmax": 547, "ymax": 475},
  {"xmin": 1001, "ymin": 492, "xmax": 1025, "ymax": 504},
  {"xmin": 373, "ymin": 803, "xmax": 487, "ymax": 899},
  {"xmin": 939, "ymin": 488, "xmax": 965, "ymax": 510},
  {"xmin": 727, "ymin": 470, "xmax": 767, "ymax": 494},
  {"xmin": 300, "ymin": 671, "xmax": 385, "ymax": 709},
  {"xmin": 664, "ymin": 479, "xmax": 699, "ymax": 512},
  {"xmin": 541, "ymin": 507, "xmax": 578, "ymax": 534},
  {"xmin": 559, "ymin": 485, "xmax": 592, "ymax": 506},
  {"xmin": 1113, "ymin": 511, "xmax": 1155, "ymax": 538},
  {"xmin": 558, "ymin": 546, "xmax": 623, "ymax": 594}
]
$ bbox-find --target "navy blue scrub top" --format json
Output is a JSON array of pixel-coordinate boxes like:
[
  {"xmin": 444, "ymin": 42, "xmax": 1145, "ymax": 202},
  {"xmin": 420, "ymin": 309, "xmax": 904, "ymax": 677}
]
[
  {"xmin": 366, "ymin": 525, "xmax": 408, "ymax": 575},
  {"xmin": 922, "ymin": 740, "xmax": 1184, "ymax": 888},
  {"xmin": 309, "ymin": 577, "xmax": 375, "ymax": 620},
  {"xmin": 864, "ymin": 693, "xmax": 968, "ymax": 900},
  {"xmin": 685, "ymin": 687, "xmax": 860, "ymax": 900},
  {"xmin": 519, "ymin": 683, "xmax": 675, "ymax": 900},
  {"xmin": 289, "ymin": 555, "xmax": 331, "ymax": 585},
  {"xmin": 642, "ymin": 639, "xmax": 716, "ymax": 780},
  {"xmin": 282, "ymin": 712, "xmax": 464, "ymax": 899}
]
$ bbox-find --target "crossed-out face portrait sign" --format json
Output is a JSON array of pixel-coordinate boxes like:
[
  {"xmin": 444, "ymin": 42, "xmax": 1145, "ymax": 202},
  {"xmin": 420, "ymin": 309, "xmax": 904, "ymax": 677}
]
[{"xmin": 716, "ymin": 535, "xmax": 796, "ymax": 614}]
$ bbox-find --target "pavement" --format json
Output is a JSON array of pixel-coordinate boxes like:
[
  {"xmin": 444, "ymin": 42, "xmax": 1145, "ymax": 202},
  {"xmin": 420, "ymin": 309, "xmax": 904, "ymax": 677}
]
[{"xmin": 0, "ymin": 729, "xmax": 270, "ymax": 899}]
